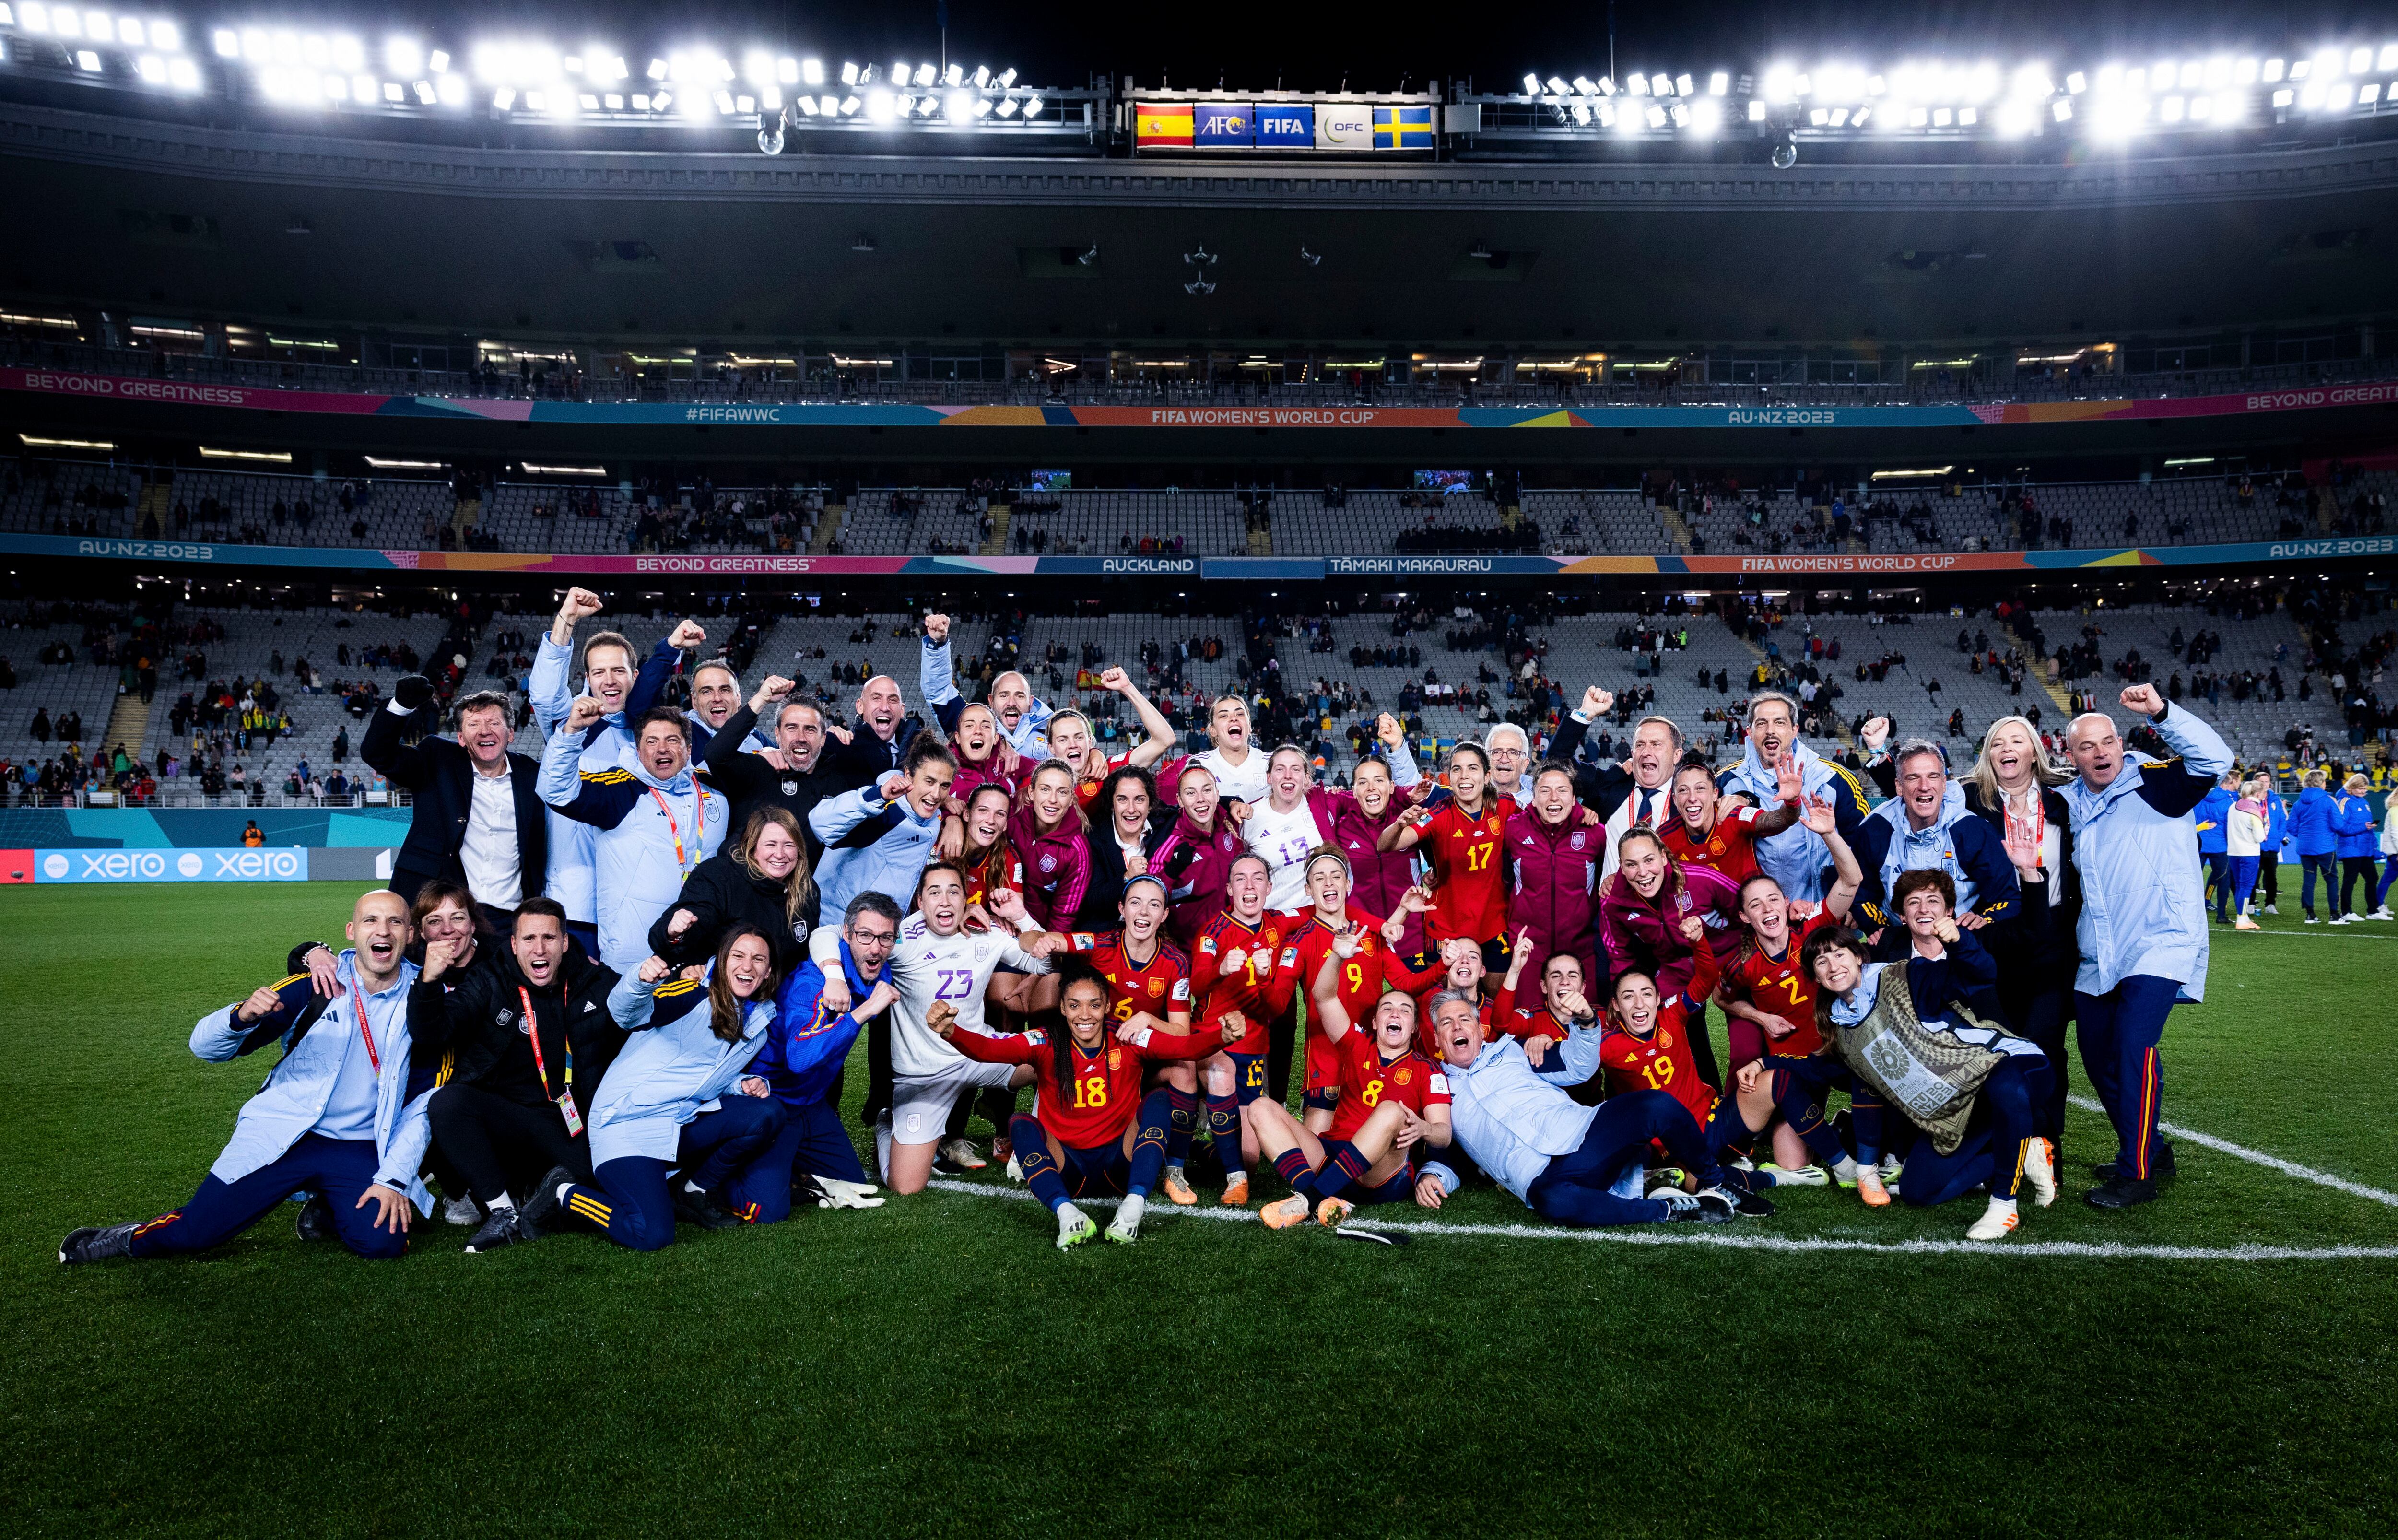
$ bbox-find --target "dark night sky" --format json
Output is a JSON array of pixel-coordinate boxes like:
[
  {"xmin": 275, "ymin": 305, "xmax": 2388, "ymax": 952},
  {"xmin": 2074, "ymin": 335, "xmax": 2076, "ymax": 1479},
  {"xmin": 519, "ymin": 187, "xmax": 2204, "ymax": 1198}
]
[{"xmin": 365, "ymin": 2, "xmax": 2395, "ymax": 94}]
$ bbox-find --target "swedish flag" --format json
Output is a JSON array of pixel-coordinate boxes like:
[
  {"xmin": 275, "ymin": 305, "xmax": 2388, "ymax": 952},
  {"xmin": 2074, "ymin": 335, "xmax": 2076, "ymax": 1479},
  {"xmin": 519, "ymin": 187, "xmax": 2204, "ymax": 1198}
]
[{"xmin": 1374, "ymin": 105, "xmax": 1434, "ymax": 149}]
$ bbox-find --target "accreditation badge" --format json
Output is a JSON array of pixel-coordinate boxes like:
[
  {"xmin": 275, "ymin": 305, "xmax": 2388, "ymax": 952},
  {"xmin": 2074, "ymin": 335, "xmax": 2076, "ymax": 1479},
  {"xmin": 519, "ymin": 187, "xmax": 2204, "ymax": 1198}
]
[{"xmin": 557, "ymin": 1093, "xmax": 584, "ymax": 1137}]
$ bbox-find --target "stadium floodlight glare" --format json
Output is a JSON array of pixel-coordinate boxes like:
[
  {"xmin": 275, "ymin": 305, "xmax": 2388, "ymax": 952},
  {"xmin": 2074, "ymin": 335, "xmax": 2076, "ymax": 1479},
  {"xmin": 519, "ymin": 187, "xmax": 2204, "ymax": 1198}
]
[
  {"xmin": 134, "ymin": 52, "xmax": 163, "ymax": 83},
  {"xmin": 1021, "ymin": 92, "xmax": 1043, "ymax": 116},
  {"xmin": 942, "ymin": 62, "xmax": 962, "ymax": 86},
  {"xmin": 1568, "ymin": 100, "xmax": 1590, "ymax": 124},
  {"xmin": 1709, "ymin": 70, "xmax": 1728, "ymax": 94},
  {"xmin": 2271, "ymin": 87, "xmax": 2293, "ymax": 107},
  {"xmin": 1746, "ymin": 98, "xmax": 1765, "ymax": 121},
  {"xmin": 1676, "ymin": 72, "xmax": 1694, "ymax": 95},
  {"xmin": 386, "ymin": 37, "xmax": 422, "ymax": 76},
  {"xmin": 1626, "ymin": 72, "xmax": 1648, "ymax": 95},
  {"xmin": 492, "ymin": 86, "xmax": 513, "ymax": 110},
  {"xmin": 1571, "ymin": 75, "xmax": 1597, "ymax": 94},
  {"xmin": 2052, "ymin": 97, "xmax": 2072, "ymax": 121},
  {"xmin": 1995, "ymin": 99, "xmax": 2034, "ymax": 135},
  {"xmin": 1762, "ymin": 64, "xmax": 1795, "ymax": 102},
  {"xmin": 994, "ymin": 95, "xmax": 1018, "ymax": 117},
  {"xmin": 1645, "ymin": 102, "xmax": 1667, "ymax": 127},
  {"xmin": 2366, "ymin": 83, "xmax": 2384, "ymax": 105},
  {"xmin": 1521, "ymin": 72, "xmax": 1540, "ymax": 96},
  {"xmin": 2350, "ymin": 47, "xmax": 2372, "ymax": 74},
  {"xmin": 839, "ymin": 60, "xmax": 858, "ymax": 85},
  {"xmin": 864, "ymin": 86, "xmax": 893, "ymax": 120},
  {"xmin": 74, "ymin": 47, "xmax": 97, "ymax": 70},
  {"xmin": 2262, "ymin": 58, "xmax": 2285, "ymax": 82},
  {"xmin": 837, "ymin": 94, "xmax": 858, "ymax": 114},
  {"xmin": 971, "ymin": 65, "xmax": 988, "ymax": 87},
  {"xmin": 1809, "ymin": 106, "xmax": 1828, "ymax": 125},
  {"xmin": 997, "ymin": 67, "xmax": 1016, "ymax": 87},
  {"xmin": 212, "ymin": 27, "xmax": 236, "ymax": 57},
  {"xmin": 943, "ymin": 86, "xmax": 972, "ymax": 119},
  {"xmin": 1690, "ymin": 97, "xmax": 1720, "ymax": 132},
  {"xmin": 2329, "ymin": 80, "xmax": 2353, "ymax": 109},
  {"xmin": 913, "ymin": 62, "xmax": 935, "ymax": 87},
  {"xmin": 1932, "ymin": 106, "xmax": 1952, "ymax": 126},
  {"xmin": 1544, "ymin": 75, "xmax": 1568, "ymax": 96},
  {"xmin": 1668, "ymin": 101, "xmax": 1689, "ymax": 125}
]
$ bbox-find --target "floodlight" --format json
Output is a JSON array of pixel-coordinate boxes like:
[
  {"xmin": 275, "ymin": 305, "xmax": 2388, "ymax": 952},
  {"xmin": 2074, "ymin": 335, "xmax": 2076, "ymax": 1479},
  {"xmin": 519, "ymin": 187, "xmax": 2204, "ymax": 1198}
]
[
  {"xmin": 865, "ymin": 87, "xmax": 893, "ymax": 120},
  {"xmin": 1709, "ymin": 71, "xmax": 1728, "ymax": 94},
  {"xmin": 1676, "ymin": 73, "xmax": 1693, "ymax": 96},
  {"xmin": 1669, "ymin": 101, "xmax": 1689, "ymax": 125},
  {"xmin": 2263, "ymin": 59, "xmax": 2285, "ymax": 82},
  {"xmin": 212, "ymin": 28, "xmax": 236, "ymax": 56},
  {"xmin": 134, "ymin": 52, "xmax": 163, "ymax": 82},
  {"xmin": 1645, "ymin": 103, "xmax": 1666, "ymax": 126},
  {"xmin": 971, "ymin": 64, "xmax": 989, "ymax": 87},
  {"xmin": 2066, "ymin": 71, "xmax": 2086, "ymax": 93},
  {"xmin": 153, "ymin": 19, "xmax": 179, "ymax": 51},
  {"xmin": 1809, "ymin": 106, "xmax": 1828, "ymax": 125},
  {"xmin": 997, "ymin": 68, "xmax": 1016, "ymax": 87},
  {"xmin": 839, "ymin": 61, "xmax": 858, "ymax": 85},
  {"xmin": 1022, "ymin": 93, "xmax": 1043, "ymax": 115},
  {"xmin": 386, "ymin": 37, "xmax": 420, "ymax": 76},
  {"xmin": 2351, "ymin": 47, "xmax": 2372, "ymax": 74},
  {"xmin": 1690, "ymin": 98, "xmax": 1720, "ymax": 132},
  {"xmin": 71, "ymin": 47, "xmax": 94, "ymax": 69},
  {"xmin": 1521, "ymin": 72, "xmax": 1540, "ymax": 95},
  {"xmin": 493, "ymin": 86, "xmax": 514, "ymax": 110},
  {"xmin": 436, "ymin": 74, "xmax": 463, "ymax": 104},
  {"xmin": 2052, "ymin": 98, "xmax": 2072, "ymax": 121},
  {"xmin": 2383, "ymin": 44, "xmax": 2398, "ymax": 71},
  {"xmin": 1568, "ymin": 101, "xmax": 1590, "ymax": 124},
  {"xmin": 1545, "ymin": 75, "xmax": 1568, "ymax": 95},
  {"xmin": 914, "ymin": 62, "xmax": 935, "ymax": 87},
  {"xmin": 838, "ymin": 94, "xmax": 858, "ymax": 114},
  {"xmin": 944, "ymin": 87, "xmax": 973, "ymax": 119},
  {"xmin": 943, "ymin": 62, "xmax": 962, "ymax": 86},
  {"xmin": 1746, "ymin": 99, "xmax": 1765, "ymax": 121},
  {"xmin": 1627, "ymin": 72, "xmax": 1648, "ymax": 95},
  {"xmin": 995, "ymin": 96, "xmax": 1018, "ymax": 117}
]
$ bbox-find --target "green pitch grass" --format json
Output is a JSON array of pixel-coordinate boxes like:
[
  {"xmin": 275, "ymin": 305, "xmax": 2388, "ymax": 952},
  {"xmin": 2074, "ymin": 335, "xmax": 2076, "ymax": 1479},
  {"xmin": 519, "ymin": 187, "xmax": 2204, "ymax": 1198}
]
[{"xmin": 3, "ymin": 879, "xmax": 2395, "ymax": 1538}]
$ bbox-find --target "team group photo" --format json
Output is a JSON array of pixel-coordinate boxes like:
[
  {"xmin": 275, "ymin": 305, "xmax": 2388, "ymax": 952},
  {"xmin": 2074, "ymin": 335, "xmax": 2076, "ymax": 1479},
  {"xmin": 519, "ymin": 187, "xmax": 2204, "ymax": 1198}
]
[{"xmin": 4, "ymin": 0, "xmax": 2396, "ymax": 1534}]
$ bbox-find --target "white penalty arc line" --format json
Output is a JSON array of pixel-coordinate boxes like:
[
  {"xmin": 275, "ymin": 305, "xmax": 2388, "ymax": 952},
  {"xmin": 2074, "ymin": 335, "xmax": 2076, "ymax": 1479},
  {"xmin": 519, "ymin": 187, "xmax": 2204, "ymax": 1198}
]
[
  {"xmin": 2065, "ymin": 1095, "xmax": 2398, "ymax": 1209},
  {"xmin": 921, "ymin": 1180, "xmax": 2398, "ymax": 1263}
]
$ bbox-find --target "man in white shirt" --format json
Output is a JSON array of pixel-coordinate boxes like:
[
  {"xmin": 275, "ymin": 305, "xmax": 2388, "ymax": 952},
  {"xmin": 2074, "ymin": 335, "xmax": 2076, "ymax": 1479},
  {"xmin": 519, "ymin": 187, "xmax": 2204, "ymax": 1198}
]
[
  {"xmin": 808, "ymin": 862, "xmax": 1053, "ymax": 1193},
  {"xmin": 362, "ymin": 678, "xmax": 546, "ymax": 929}
]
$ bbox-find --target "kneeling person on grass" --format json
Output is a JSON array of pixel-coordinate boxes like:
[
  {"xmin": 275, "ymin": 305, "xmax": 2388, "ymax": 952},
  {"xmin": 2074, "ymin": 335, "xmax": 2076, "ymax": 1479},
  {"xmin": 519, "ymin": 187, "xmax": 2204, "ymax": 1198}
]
[
  {"xmin": 1252, "ymin": 988, "xmax": 1455, "ymax": 1231},
  {"xmin": 516, "ymin": 928, "xmax": 784, "ymax": 1250},
  {"xmin": 425, "ymin": 898, "xmax": 628, "ymax": 1255},
  {"xmin": 1431, "ymin": 990, "xmax": 1764, "ymax": 1228},
  {"xmin": 941, "ymin": 958, "xmax": 1242, "ymax": 1249},
  {"xmin": 62, "ymin": 890, "xmax": 437, "ymax": 1265}
]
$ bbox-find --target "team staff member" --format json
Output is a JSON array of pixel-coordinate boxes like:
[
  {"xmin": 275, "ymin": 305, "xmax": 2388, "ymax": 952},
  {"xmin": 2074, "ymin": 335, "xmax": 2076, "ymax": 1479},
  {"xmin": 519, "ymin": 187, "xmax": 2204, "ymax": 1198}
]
[
  {"xmin": 640, "ymin": 619, "xmax": 764, "ymax": 762},
  {"xmin": 2063, "ymin": 685, "xmax": 2235, "ymax": 1210},
  {"xmin": 1503, "ymin": 762, "xmax": 1607, "ymax": 992},
  {"xmin": 529, "ymin": 588, "xmax": 677, "ymax": 952},
  {"xmin": 539, "ymin": 701, "xmax": 729, "ymax": 973},
  {"xmin": 425, "ymin": 898, "xmax": 627, "ymax": 1254},
  {"xmin": 1429, "ymin": 991, "xmax": 1744, "ymax": 1227},
  {"xmin": 703, "ymin": 674, "xmax": 843, "ymax": 855},
  {"xmin": 651, "ymin": 808, "xmax": 818, "ymax": 975},
  {"xmin": 364, "ymin": 676, "xmax": 545, "ymax": 925},
  {"xmin": 761, "ymin": 894, "xmax": 908, "ymax": 1214},
  {"xmin": 517, "ymin": 929, "xmax": 785, "ymax": 1248},
  {"xmin": 1717, "ymin": 694, "xmax": 1879, "ymax": 903},
  {"xmin": 1850, "ymin": 740, "xmax": 2022, "ymax": 934},
  {"xmin": 822, "ymin": 672, "xmax": 926, "ymax": 790},
  {"xmin": 921, "ymin": 612, "xmax": 1056, "ymax": 760},
  {"xmin": 1961, "ymin": 716, "xmax": 2080, "ymax": 1158},
  {"xmin": 62, "ymin": 892, "xmax": 436, "ymax": 1264},
  {"xmin": 1075, "ymin": 766, "xmax": 1165, "ymax": 930}
]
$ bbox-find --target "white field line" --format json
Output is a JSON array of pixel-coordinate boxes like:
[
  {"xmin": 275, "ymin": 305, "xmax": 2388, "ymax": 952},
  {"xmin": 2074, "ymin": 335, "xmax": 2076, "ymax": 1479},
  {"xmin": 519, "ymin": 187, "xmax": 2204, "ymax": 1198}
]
[
  {"xmin": 2066, "ymin": 1094, "xmax": 2398, "ymax": 1208},
  {"xmin": 922, "ymin": 1180, "xmax": 2398, "ymax": 1262}
]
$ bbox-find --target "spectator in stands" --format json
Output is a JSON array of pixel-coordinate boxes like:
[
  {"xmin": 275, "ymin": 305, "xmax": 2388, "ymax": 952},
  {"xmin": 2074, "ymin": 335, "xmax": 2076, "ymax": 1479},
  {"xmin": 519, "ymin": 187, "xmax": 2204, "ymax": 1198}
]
[{"xmin": 364, "ymin": 677, "xmax": 546, "ymax": 929}]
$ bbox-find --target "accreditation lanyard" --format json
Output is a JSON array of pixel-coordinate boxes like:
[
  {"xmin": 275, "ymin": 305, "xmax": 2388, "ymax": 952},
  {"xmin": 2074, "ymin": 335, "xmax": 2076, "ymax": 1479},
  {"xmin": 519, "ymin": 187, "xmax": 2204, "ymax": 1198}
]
[
  {"xmin": 649, "ymin": 784, "xmax": 708, "ymax": 876},
  {"xmin": 348, "ymin": 981, "xmax": 382, "ymax": 1074},
  {"xmin": 520, "ymin": 986, "xmax": 583, "ymax": 1136}
]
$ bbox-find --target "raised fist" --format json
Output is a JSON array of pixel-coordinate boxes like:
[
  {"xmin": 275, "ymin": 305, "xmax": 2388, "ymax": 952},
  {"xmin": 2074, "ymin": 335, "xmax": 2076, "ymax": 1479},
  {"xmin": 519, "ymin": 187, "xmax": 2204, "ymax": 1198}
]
[
  {"xmin": 1098, "ymin": 666, "xmax": 1132, "ymax": 693},
  {"xmin": 638, "ymin": 955, "xmax": 673, "ymax": 983},
  {"xmin": 927, "ymin": 999, "xmax": 959, "ymax": 1037},
  {"xmin": 564, "ymin": 694, "xmax": 607, "ymax": 732},
  {"xmin": 557, "ymin": 588, "xmax": 603, "ymax": 625},
  {"xmin": 1581, "ymin": 686, "xmax": 1616, "ymax": 717},
  {"xmin": 1861, "ymin": 717, "xmax": 1893, "ymax": 752},
  {"xmin": 923, "ymin": 613, "xmax": 951, "ymax": 644},
  {"xmin": 2120, "ymin": 684, "xmax": 2165, "ymax": 718},
  {"xmin": 392, "ymin": 674, "xmax": 435, "ymax": 713},
  {"xmin": 668, "ymin": 619, "xmax": 707, "ymax": 651}
]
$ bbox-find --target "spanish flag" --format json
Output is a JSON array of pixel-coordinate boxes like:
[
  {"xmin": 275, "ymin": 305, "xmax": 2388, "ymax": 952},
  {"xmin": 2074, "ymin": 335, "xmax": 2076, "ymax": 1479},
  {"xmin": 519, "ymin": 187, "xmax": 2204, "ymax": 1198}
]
[
  {"xmin": 1137, "ymin": 103, "xmax": 1194, "ymax": 147},
  {"xmin": 1374, "ymin": 104, "xmax": 1434, "ymax": 149}
]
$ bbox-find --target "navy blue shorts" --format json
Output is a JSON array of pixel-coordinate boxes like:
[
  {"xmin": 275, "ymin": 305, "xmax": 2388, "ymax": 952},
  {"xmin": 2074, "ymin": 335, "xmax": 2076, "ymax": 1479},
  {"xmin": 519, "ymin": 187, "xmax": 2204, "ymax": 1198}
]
[
  {"xmin": 1224, "ymin": 1050, "xmax": 1268, "ymax": 1106},
  {"xmin": 1700, "ymin": 1096, "xmax": 1755, "ymax": 1162},
  {"xmin": 1057, "ymin": 1141, "xmax": 1131, "ymax": 1199}
]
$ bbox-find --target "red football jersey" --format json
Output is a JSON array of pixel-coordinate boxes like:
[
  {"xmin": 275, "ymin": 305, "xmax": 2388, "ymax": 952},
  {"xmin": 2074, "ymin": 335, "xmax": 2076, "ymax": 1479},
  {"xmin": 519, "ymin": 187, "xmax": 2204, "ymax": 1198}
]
[
  {"xmin": 1490, "ymin": 981, "xmax": 1577, "ymax": 1043},
  {"xmin": 1067, "ymin": 930, "xmax": 1193, "ymax": 1024},
  {"xmin": 1415, "ymin": 798, "xmax": 1514, "ymax": 945},
  {"xmin": 1596, "ymin": 942, "xmax": 1722, "ymax": 1124},
  {"xmin": 949, "ymin": 1026, "xmax": 1218, "ymax": 1148},
  {"xmin": 1721, "ymin": 907, "xmax": 1838, "ymax": 1057},
  {"xmin": 1191, "ymin": 910, "xmax": 1302, "ymax": 1055},
  {"xmin": 1073, "ymin": 749, "xmax": 1138, "ymax": 811},
  {"xmin": 1659, "ymin": 804, "xmax": 1766, "ymax": 885},
  {"xmin": 1328, "ymin": 1032, "xmax": 1453, "ymax": 1142}
]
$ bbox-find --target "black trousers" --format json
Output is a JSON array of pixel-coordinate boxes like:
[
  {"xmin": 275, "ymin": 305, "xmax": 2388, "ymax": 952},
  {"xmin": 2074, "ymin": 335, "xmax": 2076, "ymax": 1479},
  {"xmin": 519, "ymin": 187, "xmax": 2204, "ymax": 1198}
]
[{"xmin": 429, "ymin": 1082, "xmax": 591, "ymax": 1207}]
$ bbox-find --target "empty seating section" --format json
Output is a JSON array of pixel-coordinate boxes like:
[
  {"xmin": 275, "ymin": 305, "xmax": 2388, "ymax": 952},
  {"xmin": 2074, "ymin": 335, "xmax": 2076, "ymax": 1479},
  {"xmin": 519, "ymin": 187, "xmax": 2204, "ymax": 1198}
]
[
  {"xmin": 2026, "ymin": 604, "xmax": 2351, "ymax": 766},
  {"xmin": 7, "ymin": 458, "xmax": 2364, "ymax": 556}
]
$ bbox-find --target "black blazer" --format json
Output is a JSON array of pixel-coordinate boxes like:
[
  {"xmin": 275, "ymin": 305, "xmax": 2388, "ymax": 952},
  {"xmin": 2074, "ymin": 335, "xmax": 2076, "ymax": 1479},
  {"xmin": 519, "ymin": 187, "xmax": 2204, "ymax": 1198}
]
[
  {"xmin": 361, "ymin": 705, "xmax": 548, "ymax": 897},
  {"xmin": 1959, "ymin": 781, "xmax": 2081, "ymax": 989}
]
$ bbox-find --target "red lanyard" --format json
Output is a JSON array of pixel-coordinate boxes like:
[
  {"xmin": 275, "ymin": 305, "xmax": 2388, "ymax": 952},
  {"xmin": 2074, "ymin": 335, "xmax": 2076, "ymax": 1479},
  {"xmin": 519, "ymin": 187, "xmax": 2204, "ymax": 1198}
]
[
  {"xmin": 520, "ymin": 986, "xmax": 570, "ymax": 1101},
  {"xmin": 348, "ymin": 981, "xmax": 381, "ymax": 1073},
  {"xmin": 648, "ymin": 783, "xmax": 708, "ymax": 872}
]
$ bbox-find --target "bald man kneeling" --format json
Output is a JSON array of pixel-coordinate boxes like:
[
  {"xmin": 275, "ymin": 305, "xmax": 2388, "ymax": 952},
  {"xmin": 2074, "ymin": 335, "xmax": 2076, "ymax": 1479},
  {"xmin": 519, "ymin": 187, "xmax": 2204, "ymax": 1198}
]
[{"xmin": 61, "ymin": 890, "xmax": 442, "ymax": 1264}]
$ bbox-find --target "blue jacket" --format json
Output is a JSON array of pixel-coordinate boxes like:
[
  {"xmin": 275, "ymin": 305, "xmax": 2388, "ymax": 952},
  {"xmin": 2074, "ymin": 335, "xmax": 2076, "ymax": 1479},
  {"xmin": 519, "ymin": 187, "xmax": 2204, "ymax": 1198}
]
[
  {"xmin": 1441, "ymin": 1024, "xmax": 1611, "ymax": 1204},
  {"xmin": 758, "ymin": 939, "xmax": 894, "ymax": 1107},
  {"xmin": 588, "ymin": 968, "xmax": 774, "ymax": 1167},
  {"xmin": 2193, "ymin": 786, "xmax": 2233, "ymax": 855},
  {"xmin": 809, "ymin": 782, "xmax": 943, "ymax": 928},
  {"xmin": 2263, "ymin": 792, "xmax": 2291, "ymax": 857},
  {"xmin": 190, "ymin": 950, "xmax": 437, "ymax": 1212},
  {"xmin": 2061, "ymin": 703, "xmax": 2234, "ymax": 1001},
  {"xmin": 1852, "ymin": 780, "xmax": 2022, "ymax": 928},
  {"xmin": 529, "ymin": 633, "xmax": 677, "ymax": 922},
  {"xmin": 1716, "ymin": 738, "xmax": 1875, "ymax": 903},
  {"xmin": 539, "ymin": 734, "xmax": 730, "ymax": 972},
  {"xmin": 2290, "ymin": 787, "xmax": 2340, "ymax": 856},
  {"xmin": 2332, "ymin": 794, "xmax": 2377, "ymax": 858}
]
